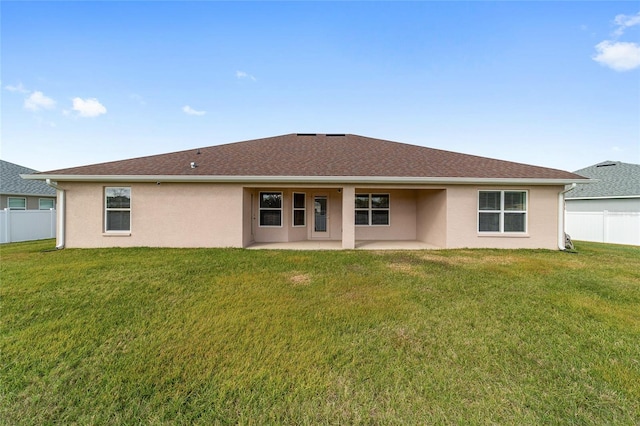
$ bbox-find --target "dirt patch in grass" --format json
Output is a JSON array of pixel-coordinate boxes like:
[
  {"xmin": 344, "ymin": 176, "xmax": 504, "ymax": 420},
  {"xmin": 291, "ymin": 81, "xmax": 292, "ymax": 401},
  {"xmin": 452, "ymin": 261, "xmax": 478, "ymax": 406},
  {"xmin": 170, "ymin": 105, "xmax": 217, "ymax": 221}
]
[
  {"xmin": 289, "ymin": 273, "xmax": 312, "ymax": 286},
  {"xmin": 387, "ymin": 262, "xmax": 414, "ymax": 273},
  {"xmin": 418, "ymin": 252, "xmax": 519, "ymax": 267}
]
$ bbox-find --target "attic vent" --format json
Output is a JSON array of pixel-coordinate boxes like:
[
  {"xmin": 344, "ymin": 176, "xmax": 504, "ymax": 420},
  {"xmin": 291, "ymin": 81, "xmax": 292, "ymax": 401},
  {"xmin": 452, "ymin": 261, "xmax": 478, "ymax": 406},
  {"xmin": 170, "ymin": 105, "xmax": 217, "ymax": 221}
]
[
  {"xmin": 326, "ymin": 134, "xmax": 346, "ymax": 137},
  {"xmin": 296, "ymin": 133, "xmax": 317, "ymax": 136},
  {"xmin": 596, "ymin": 161, "xmax": 618, "ymax": 168}
]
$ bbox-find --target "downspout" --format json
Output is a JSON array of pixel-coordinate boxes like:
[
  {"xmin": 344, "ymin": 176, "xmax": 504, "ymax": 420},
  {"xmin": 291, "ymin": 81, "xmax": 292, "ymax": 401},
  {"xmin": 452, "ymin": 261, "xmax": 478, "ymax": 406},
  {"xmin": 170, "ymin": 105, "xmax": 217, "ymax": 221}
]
[
  {"xmin": 46, "ymin": 179, "xmax": 65, "ymax": 249},
  {"xmin": 558, "ymin": 183, "xmax": 576, "ymax": 250}
]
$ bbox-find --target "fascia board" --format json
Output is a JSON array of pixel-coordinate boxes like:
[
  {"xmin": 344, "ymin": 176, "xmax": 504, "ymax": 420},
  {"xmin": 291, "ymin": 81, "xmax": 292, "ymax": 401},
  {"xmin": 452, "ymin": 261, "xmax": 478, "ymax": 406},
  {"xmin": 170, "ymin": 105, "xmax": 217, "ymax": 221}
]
[
  {"xmin": 22, "ymin": 173, "xmax": 592, "ymax": 186},
  {"xmin": 566, "ymin": 195, "xmax": 640, "ymax": 200}
]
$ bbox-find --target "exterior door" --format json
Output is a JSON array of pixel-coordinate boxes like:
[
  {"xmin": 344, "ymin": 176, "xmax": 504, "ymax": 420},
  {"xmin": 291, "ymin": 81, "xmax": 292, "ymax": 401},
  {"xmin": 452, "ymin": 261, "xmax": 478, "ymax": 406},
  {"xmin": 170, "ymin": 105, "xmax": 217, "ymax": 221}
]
[{"xmin": 312, "ymin": 195, "xmax": 329, "ymax": 238}]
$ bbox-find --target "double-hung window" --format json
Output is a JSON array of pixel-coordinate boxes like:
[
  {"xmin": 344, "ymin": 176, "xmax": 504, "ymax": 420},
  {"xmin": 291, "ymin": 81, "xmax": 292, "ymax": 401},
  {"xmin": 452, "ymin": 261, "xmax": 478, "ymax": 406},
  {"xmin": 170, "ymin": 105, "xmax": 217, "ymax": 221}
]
[
  {"xmin": 105, "ymin": 187, "xmax": 131, "ymax": 232},
  {"xmin": 478, "ymin": 190, "xmax": 527, "ymax": 233},
  {"xmin": 355, "ymin": 193, "xmax": 390, "ymax": 226},
  {"xmin": 292, "ymin": 193, "xmax": 306, "ymax": 227},
  {"xmin": 259, "ymin": 192, "xmax": 282, "ymax": 227}
]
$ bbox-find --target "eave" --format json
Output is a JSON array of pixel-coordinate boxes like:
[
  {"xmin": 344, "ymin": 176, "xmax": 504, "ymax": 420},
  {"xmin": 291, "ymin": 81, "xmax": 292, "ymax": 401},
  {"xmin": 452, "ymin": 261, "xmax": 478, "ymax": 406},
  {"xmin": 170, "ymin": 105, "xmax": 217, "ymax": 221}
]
[{"xmin": 21, "ymin": 174, "xmax": 591, "ymax": 186}]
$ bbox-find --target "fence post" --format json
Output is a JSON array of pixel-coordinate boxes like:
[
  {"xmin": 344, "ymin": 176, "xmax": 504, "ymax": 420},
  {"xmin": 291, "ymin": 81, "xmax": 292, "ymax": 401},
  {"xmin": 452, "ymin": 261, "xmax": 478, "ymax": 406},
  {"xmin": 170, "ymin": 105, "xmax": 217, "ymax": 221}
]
[
  {"xmin": 4, "ymin": 208, "xmax": 11, "ymax": 243},
  {"xmin": 50, "ymin": 208, "xmax": 56, "ymax": 239},
  {"xmin": 603, "ymin": 210, "xmax": 609, "ymax": 244}
]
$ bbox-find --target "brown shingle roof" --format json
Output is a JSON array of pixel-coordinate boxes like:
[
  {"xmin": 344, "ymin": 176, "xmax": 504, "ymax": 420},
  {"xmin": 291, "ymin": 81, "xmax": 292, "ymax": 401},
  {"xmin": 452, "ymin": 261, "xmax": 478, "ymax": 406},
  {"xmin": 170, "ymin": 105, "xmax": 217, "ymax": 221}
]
[{"xmin": 39, "ymin": 133, "xmax": 585, "ymax": 180}]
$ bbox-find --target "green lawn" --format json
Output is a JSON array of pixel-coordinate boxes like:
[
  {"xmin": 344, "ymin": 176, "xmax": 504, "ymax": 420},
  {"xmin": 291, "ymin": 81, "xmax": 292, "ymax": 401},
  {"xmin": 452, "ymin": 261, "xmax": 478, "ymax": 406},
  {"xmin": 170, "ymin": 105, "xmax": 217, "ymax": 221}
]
[{"xmin": 1, "ymin": 240, "xmax": 639, "ymax": 424}]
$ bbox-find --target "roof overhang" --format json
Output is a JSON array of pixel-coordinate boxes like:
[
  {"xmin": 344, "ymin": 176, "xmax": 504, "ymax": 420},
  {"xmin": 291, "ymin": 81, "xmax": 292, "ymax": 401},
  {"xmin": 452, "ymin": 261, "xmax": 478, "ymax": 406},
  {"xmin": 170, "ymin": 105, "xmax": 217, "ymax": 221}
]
[{"xmin": 22, "ymin": 174, "xmax": 591, "ymax": 186}]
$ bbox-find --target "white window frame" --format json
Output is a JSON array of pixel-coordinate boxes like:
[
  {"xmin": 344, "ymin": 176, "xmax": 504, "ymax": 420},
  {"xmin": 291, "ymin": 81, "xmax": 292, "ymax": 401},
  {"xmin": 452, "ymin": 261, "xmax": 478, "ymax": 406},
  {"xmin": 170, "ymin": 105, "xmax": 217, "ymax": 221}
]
[
  {"xmin": 39, "ymin": 198, "xmax": 55, "ymax": 210},
  {"xmin": 292, "ymin": 192, "xmax": 306, "ymax": 227},
  {"xmin": 355, "ymin": 193, "xmax": 390, "ymax": 226},
  {"xmin": 478, "ymin": 190, "xmax": 528, "ymax": 234},
  {"xmin": 259, "ymin": 191, "xmax": 283, "ymax": 227},
  {"xmin": 7, "ymin": 197, "xmax": 26, "ymax": 210},
  {"xmin": 105, "ymin": 187, "xmax": 131, "ymax": 233}
]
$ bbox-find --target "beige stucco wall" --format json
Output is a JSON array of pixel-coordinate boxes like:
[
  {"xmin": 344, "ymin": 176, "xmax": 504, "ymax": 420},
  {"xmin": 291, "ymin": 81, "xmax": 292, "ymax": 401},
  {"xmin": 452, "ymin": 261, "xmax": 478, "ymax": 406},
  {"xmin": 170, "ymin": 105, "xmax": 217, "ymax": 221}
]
[
  {"xmin": 445, "ymin": 185, "xmax": 562, "ymax": 249},
  {"xmin": 242, "ymin": 188, "xmax": 254, "ymax": 247},
  {"xmin": 57, "ymin": 182, "xmax": 563, "ymax": 250},
  {"xmin": 416, "ymin": 189, "xmax": 447, "ymax": 247},
  {"xmin": 61, "ymin": 182, "xmax": 244, "ymax": 248},
  {"xmin": 354, "ymin": 189, "xmax": 418, "ymax": 241}
]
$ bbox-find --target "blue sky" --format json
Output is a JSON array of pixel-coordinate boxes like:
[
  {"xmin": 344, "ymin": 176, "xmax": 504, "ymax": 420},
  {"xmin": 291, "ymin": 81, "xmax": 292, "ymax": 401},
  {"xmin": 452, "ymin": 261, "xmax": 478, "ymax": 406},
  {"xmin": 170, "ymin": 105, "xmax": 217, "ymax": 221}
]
[{"xmin": 2, "ymin": 1, "xmax": 639, "ymax": 172}]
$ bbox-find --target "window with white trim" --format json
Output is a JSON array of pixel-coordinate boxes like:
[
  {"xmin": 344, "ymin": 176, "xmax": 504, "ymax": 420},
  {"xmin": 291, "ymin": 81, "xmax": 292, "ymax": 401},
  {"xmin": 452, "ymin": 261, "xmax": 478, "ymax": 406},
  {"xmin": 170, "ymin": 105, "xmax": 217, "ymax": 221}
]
[
  {"xmin": 105, "ymin": 187, "xmax": 131, "ymax": 232},
  {"xmin": 7, "ymin": 197, "xmax": 26, "ymax": 210},
  {"xmin": 259, "ymin": 192, "xmax": 282, "ymax": 227},
  {"xmin": 478, "ymin": 190, "xmax": 527, "ymax": 233},
  {"xmin": 292, "ymin": 192, "xmax": 306, "ymax": 227},
  {"xmin": 355, "ymin": 193, "xmax": 390, "ymax": 226},
  {"xmin": 39, "ymin": 199, "xmax": 55, "ymax": 210}
]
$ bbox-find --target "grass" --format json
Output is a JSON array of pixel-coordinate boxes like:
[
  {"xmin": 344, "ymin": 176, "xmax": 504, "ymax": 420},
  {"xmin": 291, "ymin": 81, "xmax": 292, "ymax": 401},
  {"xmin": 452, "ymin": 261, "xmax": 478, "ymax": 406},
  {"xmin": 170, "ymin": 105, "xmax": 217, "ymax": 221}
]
[{"xmin": 1, "ymin": 240, "xmax": 639, "ymax": 424}]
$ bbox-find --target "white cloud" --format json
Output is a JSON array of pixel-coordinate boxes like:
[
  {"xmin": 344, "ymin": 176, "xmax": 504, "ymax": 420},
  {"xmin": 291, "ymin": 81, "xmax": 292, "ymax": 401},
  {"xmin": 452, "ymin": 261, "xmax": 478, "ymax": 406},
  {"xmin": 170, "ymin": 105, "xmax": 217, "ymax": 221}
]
[
  {"xmin": 613, "ymin": 12, "xmax": 640, "ymax": 37},
  {"xmin": 236, "ymin": 70, "xmax": 257, "ymax": 81},
  {"xmin": 182, "ymin": 105, "xmax": 206, "ymax": 116},
  {"xmin": 72, "ymin": 97, "xmax": 107, "ymax": 117},
  {"xmin": 5, "ymin": 82, "xmax": 29, "ymax": 93},
  {"xmin": 24, "ymin": 91, "xmax": 56, "ymax": 111},
  {"xmin": 593, "ymin": 40, "xmax": 640, "ymax": 71},
  {"xmin": 593, "ymin": 12, "xmax": 640, "ymax": 72}
]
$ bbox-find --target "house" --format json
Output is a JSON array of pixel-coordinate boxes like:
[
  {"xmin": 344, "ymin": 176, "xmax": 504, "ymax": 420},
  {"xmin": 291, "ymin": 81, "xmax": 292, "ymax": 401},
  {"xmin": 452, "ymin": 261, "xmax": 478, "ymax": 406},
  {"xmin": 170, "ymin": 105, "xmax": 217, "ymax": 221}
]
[
  {"xmin": 565, "ymin": 161, "xmax": 640, "ymax": 246},
  {"xmin": 1, "ymin": 160, "xmax": 56, "ymax": 210},
  {"xmin": 22, "ymin": 133, "xmax": 588, "ymax": 250},
  {"xmin": 1, "ymin": 160, "xmax": 57, "ymax": 243}
]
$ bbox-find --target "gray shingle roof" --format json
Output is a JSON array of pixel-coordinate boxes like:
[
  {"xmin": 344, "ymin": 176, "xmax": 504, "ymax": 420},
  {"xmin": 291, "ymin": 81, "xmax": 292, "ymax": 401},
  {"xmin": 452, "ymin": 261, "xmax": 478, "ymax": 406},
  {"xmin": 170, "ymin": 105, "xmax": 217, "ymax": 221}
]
[
  {"xmin": 0, "ymin": 160, "xmax": 56, "ymax": 196},
  {"xmin": 567, "ymin": 161, "xmax": 640, "ymax": 198},
  {"xmin": 34, "ymin": 134, "xmax": 585, "ymax": 181}
]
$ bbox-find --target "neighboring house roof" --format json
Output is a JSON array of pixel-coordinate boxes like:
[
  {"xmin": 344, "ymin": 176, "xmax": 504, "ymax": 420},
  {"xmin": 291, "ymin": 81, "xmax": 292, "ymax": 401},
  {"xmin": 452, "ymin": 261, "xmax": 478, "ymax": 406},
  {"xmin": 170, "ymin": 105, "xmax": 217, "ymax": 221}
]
[
  {"xmin": 567, "ymin": 161, "xmax": 640, "ymax": 199},
  {"xmin": 0, "ymin": 160, "xmax": 56, "ymax": 196},
  {"xmin": 26, "ymin": 134, "xmax": 587, "ymax": 184}
]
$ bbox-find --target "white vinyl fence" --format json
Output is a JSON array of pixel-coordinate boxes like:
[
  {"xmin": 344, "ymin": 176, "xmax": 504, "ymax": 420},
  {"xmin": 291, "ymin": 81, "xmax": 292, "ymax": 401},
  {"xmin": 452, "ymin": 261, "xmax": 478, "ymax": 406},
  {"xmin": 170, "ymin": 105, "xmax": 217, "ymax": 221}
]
[
  {"xmin": 566, "ymin": 211, "xmax": 640, "ymax": 246},
  {"xmin": 0, "ymin": 209, "xmax": 56, "ymax": 244}
]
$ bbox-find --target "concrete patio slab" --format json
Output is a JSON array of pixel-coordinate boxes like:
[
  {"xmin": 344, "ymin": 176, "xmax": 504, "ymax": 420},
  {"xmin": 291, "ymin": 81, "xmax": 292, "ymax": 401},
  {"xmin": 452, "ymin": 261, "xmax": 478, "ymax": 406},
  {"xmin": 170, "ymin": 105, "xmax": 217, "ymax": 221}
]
[{"xmin": 246, "ymin": 240, "xmax": 440, "ymax": 250}]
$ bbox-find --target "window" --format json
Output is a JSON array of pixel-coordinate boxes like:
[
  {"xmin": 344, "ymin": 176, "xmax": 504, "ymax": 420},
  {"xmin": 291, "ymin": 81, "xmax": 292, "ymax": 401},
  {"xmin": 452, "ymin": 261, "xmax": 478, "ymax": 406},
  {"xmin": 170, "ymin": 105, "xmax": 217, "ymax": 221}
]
[
  {"xmin": 39, "ymin": 199, "xmax": 55, "ymax": 210},
  {"xmin": 355, "ymin": 193, "xmax": 390, "ymax": 226},
  {"xmin": 7, "ymin": 197, "xmax": 26, "ymax": 210},
  {"xmin": 259, "ymin": 192, "xmax": 282, "ymax": 227},
  {"xmin": 292, "ymin": 193, "xmax": 306, "ymax": 227},
  {"xmin": 478, "ymin": 190, "xmax": 527, "ymax": 233},
  {"xmin": 105, "ymin": 187, "xmax": 131, "ymax": 232}
]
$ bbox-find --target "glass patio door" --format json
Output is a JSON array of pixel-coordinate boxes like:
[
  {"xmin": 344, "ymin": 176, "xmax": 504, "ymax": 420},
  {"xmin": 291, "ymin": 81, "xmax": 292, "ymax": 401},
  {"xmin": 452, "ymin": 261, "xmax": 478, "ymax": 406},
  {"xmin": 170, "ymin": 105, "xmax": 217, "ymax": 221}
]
[{"xmin": 313, "ymin": 195, "xmax": 329, "ymax": 237}]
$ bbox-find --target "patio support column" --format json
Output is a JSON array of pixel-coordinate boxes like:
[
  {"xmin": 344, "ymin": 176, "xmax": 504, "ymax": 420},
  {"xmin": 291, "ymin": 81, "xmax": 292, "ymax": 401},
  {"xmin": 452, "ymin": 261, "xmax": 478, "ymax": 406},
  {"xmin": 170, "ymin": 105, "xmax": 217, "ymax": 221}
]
[{"xmin": 341, "ymin": 185, "xmax": 355, "ymax": 249}]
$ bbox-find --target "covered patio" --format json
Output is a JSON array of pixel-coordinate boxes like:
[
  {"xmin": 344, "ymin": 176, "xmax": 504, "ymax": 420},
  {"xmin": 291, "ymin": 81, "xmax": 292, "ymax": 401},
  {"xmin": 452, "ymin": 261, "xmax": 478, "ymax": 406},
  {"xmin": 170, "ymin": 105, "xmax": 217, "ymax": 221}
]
[{"xmin": 243, "ymin": 186, "xmax": 447, "ymax": 250}]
